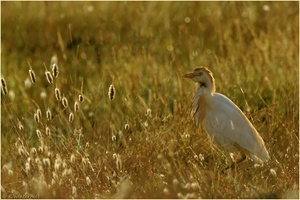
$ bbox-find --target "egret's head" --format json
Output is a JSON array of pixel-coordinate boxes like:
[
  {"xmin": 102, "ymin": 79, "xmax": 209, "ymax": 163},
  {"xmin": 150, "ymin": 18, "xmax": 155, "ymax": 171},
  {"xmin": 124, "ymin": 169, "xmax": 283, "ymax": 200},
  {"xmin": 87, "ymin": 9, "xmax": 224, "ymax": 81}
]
[{"xmin": 182, "ymin": 66, "xmax": 215, "ymax": 93}]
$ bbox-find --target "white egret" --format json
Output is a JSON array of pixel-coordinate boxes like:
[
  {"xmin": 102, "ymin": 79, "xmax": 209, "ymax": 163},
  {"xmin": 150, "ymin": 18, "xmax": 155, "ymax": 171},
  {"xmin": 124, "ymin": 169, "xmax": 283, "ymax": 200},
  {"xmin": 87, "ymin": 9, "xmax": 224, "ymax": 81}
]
[{"xmin": 182, "ymin": 67, "xmax": 269, "ymax": 170}]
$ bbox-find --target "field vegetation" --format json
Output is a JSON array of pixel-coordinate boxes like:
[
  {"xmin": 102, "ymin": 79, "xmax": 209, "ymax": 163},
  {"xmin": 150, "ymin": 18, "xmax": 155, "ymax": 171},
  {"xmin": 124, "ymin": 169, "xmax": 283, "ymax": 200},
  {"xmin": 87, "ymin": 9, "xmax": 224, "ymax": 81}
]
[{"xmin": 1, "ymin": 1, "xmax": 299, "ymax": 198}]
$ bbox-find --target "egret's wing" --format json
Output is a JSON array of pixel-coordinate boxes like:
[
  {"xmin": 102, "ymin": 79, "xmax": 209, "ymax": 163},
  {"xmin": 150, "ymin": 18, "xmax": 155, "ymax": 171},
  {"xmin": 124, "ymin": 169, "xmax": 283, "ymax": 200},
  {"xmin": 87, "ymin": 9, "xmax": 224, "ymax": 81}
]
[{"xmin": 203, "ymin": 93, "xmax": 269, "ymax": 163}]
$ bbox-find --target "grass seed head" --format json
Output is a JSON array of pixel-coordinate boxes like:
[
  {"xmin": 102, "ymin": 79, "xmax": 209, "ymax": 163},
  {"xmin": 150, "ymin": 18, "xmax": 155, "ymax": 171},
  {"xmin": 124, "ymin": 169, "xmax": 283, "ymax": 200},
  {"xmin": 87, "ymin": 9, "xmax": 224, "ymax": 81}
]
[
  {"xmin": 270, "ymin": 168, "xmax": 277, "ymax": 177},
  {"xmin": 72, "ymin": 186, "xmax": 77, "ymax": 197},
  {"xmin": 125, "ymin": 123, "xmax": 130, "ymax": 130},
  {"xmin": 1, "ymin": 77, "xmax": 8, "ymax": 95},
  {"xmin": 55, "ymin": 87, "xmax": 61, "ymax": 101},
  {"xmin": 30, "ymin": 147, "xmax": 37, "ymax": 155},
  {"xmin": 17, "ymin": 119, "xmax": 24, "ymax": 131},
  {"xmin": 45, "ymin": 71, "xmax": 53, "ymax": 84},
  {"xmin": 112, "ymin": 135, "xmax": 117, "ymax": 141},
  {"xmin": 1, "ymin": 77, "xmax": 6, "ymax": 87},
  {"xmin": 85, "ymin": 142, "xmax": 90, "ymax": 149},
  {"xmin": 36, "ymin": 108, "xmax": 42, "ymax": 119},
  {"xmin": 34, "ymin": 113, "xmax": 40, "ymax": 123},
  {"xmin": 86, "ymin": 176, "xmax": 91, "ymax": 186},
  {"xmin": 69, "ymin": 112, "xmax": 74, "ymax": 123},
  {"xmin": 45, "ymin": 127, "xmax": 51, "ymax": 137},
  {"xmin": 62, "ymin": 95, "xmax": 68, "ymax": 108},
  {"xmin": 78, "ymin": 94, "xmax": 84, "ymax": 102},
  {"xmin": 36, "ymin": 129, "xmax": 42, "ymax": 138},
  {"xmin": 46, "ymin": 108, "xmax": 52, "ymax": 121},
  {"xmin": 25, "ymin": 162, "xmax": 31, "ymax": 174},
  {"xmin": 29, "ymin": 69, "xmax": 36, "ymax": 83},
  {"xmin": 146, "ymin": 108, "xmax": 152, "ymax": 117},
  {"xmin": 70, "ymin": 154, "xmax": 76, "ymax": 164},
  {"xmin": 24, "ymin": 78, "xmax": 32, "ymax": 89},
  {"xmin": 43, "ymin": 158, "xmax": 51, "ymax": 167},
  {"xmin": 28, "ymin": 64, "xmax": 36, "ymax": 84},
  {"xmin": 74, "ymin": 101, "xmax": 79, "ymax": 112},
  {"xmin": 52, "ymin": 63, "xmax": 59, "ymax": 78},
  {"xmin": 50, "ymin": 54, "xmax": 58, "ymax": 66},
  {"xmin": 108, "ymin": 84, "xmax": 116, "ymax": 101},
  {"xmin": 40, "ymin": 91, "xmax": 47, "ymax": 99}
]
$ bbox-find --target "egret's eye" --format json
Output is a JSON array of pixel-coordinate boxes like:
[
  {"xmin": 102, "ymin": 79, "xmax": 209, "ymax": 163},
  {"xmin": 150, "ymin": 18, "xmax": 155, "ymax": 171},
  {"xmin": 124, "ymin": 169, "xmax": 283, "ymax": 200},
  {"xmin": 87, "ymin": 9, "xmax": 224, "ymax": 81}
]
[{"xmin": 199, "ymin": 72, "xmax": 203, "ymax": 76}]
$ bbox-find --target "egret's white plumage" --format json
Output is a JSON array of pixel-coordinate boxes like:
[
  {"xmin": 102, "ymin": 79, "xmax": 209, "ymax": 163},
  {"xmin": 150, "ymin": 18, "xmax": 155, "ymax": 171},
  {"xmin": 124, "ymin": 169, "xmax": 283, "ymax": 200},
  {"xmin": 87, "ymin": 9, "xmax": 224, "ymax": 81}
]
[{"xmin": 183, "ymin": 67, "xmax": 269, "ymax": 164}]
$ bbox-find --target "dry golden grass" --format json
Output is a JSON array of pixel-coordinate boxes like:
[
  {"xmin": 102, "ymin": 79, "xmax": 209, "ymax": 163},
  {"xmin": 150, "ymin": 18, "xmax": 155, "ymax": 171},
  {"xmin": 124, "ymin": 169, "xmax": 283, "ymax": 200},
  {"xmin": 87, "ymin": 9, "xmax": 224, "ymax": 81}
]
[{"xmin": 1, "ymin": 1, "xmax": 299, "ymax": 198}]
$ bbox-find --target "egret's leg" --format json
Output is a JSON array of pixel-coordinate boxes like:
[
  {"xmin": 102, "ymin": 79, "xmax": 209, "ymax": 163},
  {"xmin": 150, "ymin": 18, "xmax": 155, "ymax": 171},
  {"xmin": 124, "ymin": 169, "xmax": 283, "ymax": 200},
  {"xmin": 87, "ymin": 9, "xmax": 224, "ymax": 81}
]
[{"xmin": 221, "ymin": 153, "xmax": 246, "ymax": 174}]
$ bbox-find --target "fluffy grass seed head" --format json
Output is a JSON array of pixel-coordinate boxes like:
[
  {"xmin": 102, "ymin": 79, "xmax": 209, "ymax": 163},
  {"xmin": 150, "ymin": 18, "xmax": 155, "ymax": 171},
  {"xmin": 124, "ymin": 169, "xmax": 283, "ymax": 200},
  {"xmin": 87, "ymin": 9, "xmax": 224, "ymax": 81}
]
[
  {"xmin": 108, "ymin": 84, "xmax": 116, "ymax": 101},
  {"xmin": 78, "ymin": 94, "xmax": 84, "ymax": 102},
  {"xmin": 70, "ymin": 154, "xmax": 76, "ymax": 164},
  {"xmin": 36, "ymin": 108, "xmax": 42, "ymax": 119},
  {"xmin": 74, "ymin": 101, "xmax": 79, "ymax": 112},
  {"xmin": 45, "ymin": 126, "xmax": 51, "ymax": 137},
  {"xmin": 72, "ymin": 186, "xmax": 77, "ymax": 198},
  {"xmin": 45, "ymin": 70, "xmax": 53, "ymax": 84},
  {"xmin": 34, "ymin": 113, "xmax": 40, "ymax": 123},
  {"xmin": 17, "ymin": 119, "xmax": 24, "ymax": 131},
  {"xmin": 270, "ymin": 168, "xmax": 277, "ymax": 177},
  {"xmin": 62, "ymin": 95, "xmax": 68, "ymax": 108},
  {"xmin": 46, "ymin": 108, "xmax": 52, "ymax": 121},
  {"xmin": 69, "ymin": 112, "xmax": 74, "ymax": 123},
  {"xmin": 44, "ymin": 63, "xmax": 53, "ymax": 84},
  {"xmin": 146, "ymin": 108, "xmax": 152, "ymax": 117},
  {"xmin": 55, "ymin": 87, "xmax": 62, "ymax": 101},
  {"xmin": 1, "ymin": 77, "xmax": 8, "ymax": 95},
  {"xmin": 28, "ymin": 62, "xmax": 36, "ymax": 83},
  {"xmin": 36, "ymin": 129, "xmax": 42, "ymax": 138},
  {"xmin": 86, "ymin": 176, "xmax": 91, "ymax": 186},
  {"xmin": 50, "ymin": 54, "xmax": 58, "ymax": 66},
  {"xmin": 52, "ymin": 63, "xmax": 59, "ymax": 78}
]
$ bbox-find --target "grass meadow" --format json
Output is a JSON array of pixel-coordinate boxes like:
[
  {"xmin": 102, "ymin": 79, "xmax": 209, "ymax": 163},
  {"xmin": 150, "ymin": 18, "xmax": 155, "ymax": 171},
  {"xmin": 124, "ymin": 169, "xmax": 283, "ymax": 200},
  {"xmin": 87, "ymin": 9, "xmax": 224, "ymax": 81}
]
[{"xmin": 1, "ymin": 1, "xmax": 299, "ymax": 198}]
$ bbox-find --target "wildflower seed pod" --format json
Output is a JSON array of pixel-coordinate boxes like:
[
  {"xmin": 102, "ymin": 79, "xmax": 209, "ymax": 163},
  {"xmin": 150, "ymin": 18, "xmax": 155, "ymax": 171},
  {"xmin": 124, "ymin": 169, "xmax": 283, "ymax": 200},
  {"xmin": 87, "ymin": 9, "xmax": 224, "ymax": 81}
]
[
  {"xmin": 55, "ymin": 87, "xmax": 61, "ymax": 101},
  {"xmin": 1, "ymin": 77, "xmax": 8, "ymax": 95},
  {"xmin": 108, "ymin": 84, "xmax": 116, "ymax": 100},
  {"xmin": 78, "ymin": 94, "xmax": 84, "ymax": 102},
  {"xmin": 74, "ymin": 101, "xmax": 79, "ymax": 112},
  {"xmin": 69, "ymin": 112, "xmax": 74, "ymax": 123},
  {"xmin": 45, "ymin": 71, "xmax": 53, "ymax": 84},
  {"xmin": 46, "ymin": 108, "xmax": 52, "ymax": 121},
  {"xmin": 125, "ymin": 123, "xmax": 130, "ymax": 130},
  {"xmin": 52, "ymin": 63, "xmax": 59, "ymax": 78},
  {"xmin": 62, "ymin": 96, "xmax": 68, "ymax": 108}
]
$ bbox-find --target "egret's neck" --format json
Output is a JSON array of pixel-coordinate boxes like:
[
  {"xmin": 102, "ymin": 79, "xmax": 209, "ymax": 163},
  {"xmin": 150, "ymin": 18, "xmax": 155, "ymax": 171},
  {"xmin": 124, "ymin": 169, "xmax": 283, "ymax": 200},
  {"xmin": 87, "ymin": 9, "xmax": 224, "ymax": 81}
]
[{"xmin": 199, "ymin": 80, "xmax": 215, "ymax": 94}]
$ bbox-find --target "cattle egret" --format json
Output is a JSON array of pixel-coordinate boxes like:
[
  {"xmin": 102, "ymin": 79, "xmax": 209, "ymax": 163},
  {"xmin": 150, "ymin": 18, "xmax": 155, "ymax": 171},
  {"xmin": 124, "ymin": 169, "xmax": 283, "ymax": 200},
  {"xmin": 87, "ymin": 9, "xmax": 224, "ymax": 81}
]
[{"xmin": 182, "ymin": 67, "xmax": 269, "ymax": 169}]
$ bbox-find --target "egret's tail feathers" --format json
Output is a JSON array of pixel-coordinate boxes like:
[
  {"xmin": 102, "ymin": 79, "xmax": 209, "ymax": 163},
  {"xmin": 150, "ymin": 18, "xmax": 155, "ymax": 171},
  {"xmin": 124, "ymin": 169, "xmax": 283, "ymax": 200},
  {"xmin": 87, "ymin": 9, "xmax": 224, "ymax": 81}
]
[{"xmin": 249, "ymin": 148, "xmax": 270, "ymax": 164}]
